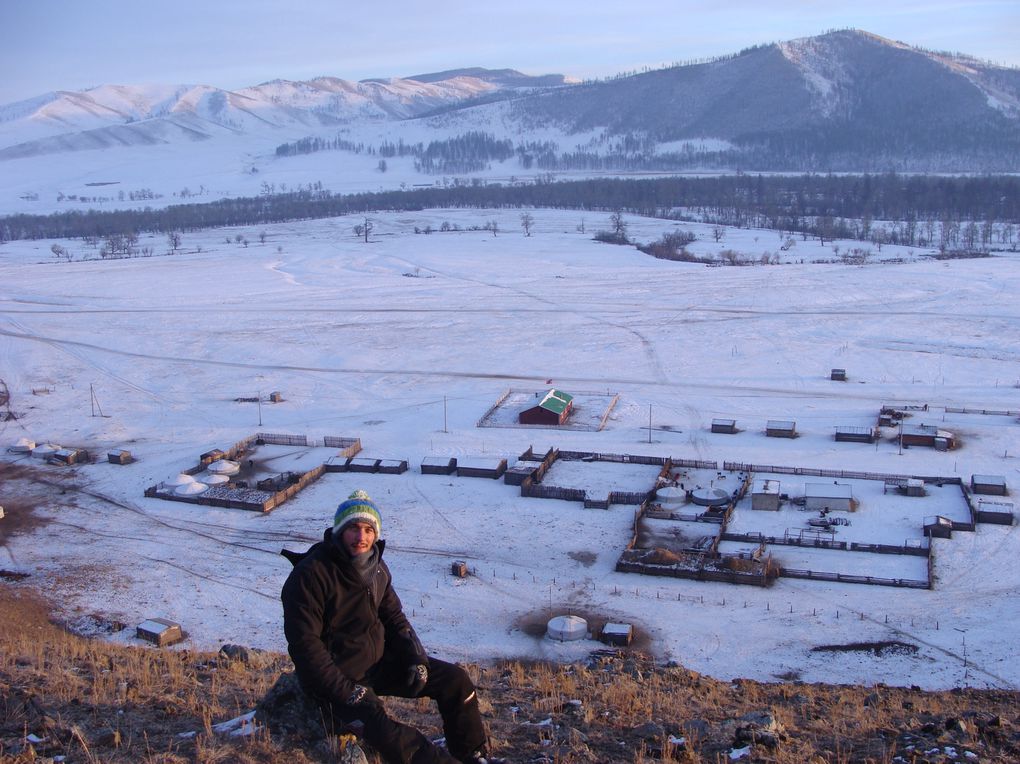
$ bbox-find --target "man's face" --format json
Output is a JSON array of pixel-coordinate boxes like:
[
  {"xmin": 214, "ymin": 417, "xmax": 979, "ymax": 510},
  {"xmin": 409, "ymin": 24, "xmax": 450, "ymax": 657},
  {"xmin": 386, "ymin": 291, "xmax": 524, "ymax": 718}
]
[{"xmin": 341, "ymin": 521, "xmax": 377, "ymax": 556}]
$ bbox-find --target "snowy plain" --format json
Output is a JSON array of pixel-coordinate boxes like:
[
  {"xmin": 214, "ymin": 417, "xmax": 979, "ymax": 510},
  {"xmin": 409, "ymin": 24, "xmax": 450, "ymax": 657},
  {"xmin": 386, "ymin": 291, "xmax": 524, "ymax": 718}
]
[{"xmin": 1, "ymin": 206, "xmax": 1018, "ymax": 693}]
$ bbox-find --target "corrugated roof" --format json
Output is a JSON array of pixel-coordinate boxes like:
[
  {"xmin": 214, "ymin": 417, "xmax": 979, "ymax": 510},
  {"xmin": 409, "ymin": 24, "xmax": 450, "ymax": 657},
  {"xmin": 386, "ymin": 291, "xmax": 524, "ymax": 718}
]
[{"xmin": 538, "ymin": 388, "xmax": 573, "ymax": 415}]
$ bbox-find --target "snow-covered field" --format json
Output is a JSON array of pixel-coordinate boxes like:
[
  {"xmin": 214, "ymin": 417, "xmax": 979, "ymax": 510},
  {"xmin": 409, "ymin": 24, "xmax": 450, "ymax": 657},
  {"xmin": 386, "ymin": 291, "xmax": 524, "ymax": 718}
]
[{"xmin": 1, "ymin": 207, "xmax": 1018, "ymax": 691}]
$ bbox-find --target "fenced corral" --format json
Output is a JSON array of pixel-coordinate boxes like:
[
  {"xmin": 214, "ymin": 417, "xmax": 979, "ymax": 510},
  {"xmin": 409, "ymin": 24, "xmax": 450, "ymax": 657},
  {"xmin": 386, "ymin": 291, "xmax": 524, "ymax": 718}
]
[
  {"xmin": 515, "ymin": 448, "xmax": 681, "ymax": 508},
  {"xmin": 144, "ymin": 432, "xmax": 353, "ymax": 512},
  {"xmin": 477, "ymin": 389, "xmax": 620, "ymax": 431},
  {"xmin": 616, "ymin": 549, "xmax": 778, "ymax": 587}
]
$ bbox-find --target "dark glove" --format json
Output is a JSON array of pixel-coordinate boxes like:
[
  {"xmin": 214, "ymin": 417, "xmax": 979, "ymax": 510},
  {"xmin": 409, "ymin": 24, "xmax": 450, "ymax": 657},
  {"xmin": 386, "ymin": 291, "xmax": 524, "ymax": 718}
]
[
  {"xmin": 345, "ymin": 684, "xmax": 379, "ymax": 706},
  {"xmin": 405, "ymin": 663, "xmax": 428, "ymax": 696}
]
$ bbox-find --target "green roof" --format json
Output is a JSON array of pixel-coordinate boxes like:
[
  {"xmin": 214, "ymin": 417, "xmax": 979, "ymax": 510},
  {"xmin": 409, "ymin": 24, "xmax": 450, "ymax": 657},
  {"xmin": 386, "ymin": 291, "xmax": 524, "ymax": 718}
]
[{"xmin": 538, "ymin": 388, "xmax": 573, "ymax": 415}]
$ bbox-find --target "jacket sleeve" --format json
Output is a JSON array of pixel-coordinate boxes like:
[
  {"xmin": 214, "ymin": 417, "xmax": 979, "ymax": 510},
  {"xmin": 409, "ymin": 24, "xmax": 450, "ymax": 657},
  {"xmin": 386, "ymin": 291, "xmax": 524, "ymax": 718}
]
[
  {"xmin": 378, "ymin": 575, "xmax": 427, "ymax": 665},
  {"xmin": 281, "ymin": 563, "xmax": 357, "ymax": 704}
]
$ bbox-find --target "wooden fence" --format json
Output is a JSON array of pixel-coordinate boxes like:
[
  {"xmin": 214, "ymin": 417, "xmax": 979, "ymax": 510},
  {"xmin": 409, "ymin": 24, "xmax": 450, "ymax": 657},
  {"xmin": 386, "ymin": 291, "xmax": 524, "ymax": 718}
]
[
  {"xmin": 945, "ymin": 406, "xmax": 1020, "ymax": 416},
  {"xmin": 257, "ymin": 432, "xmax": 308, "ymax": 446},
  {"xmin": 723, "ymin": 461, "xmax": 960, "ymax": 486},
  {"xmin": 779, "ymin": 568, "xmax": 930, "ymax": 589}
]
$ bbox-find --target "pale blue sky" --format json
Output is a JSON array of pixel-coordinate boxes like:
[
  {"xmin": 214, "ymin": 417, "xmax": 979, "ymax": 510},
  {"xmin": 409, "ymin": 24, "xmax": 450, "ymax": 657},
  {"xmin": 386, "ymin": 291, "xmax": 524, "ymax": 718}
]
[{"xmin": 2, "ymin": 0, "xmax": 1017, "ymax": 104}]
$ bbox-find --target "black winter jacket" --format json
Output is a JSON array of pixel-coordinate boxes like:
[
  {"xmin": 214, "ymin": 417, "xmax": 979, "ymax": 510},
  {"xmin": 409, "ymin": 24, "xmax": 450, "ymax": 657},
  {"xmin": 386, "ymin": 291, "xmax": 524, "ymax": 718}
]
[{"xmin": 281, "ymin": 528, "xmax": 426, "ymax": 704}]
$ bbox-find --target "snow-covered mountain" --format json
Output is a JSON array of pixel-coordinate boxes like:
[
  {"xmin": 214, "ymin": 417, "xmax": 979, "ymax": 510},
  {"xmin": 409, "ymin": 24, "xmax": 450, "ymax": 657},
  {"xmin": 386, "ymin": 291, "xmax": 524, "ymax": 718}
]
[
  {"xmin": 498, "ymin": 29, "xmax": 1020, "ymax": 171},
  {"xmin": 1, "ymin": 30, "xmax": 1017, "ymax": 217},
  {"xmin": 0, "ymin": 70, "xmax": 564, "ymax": 159}
]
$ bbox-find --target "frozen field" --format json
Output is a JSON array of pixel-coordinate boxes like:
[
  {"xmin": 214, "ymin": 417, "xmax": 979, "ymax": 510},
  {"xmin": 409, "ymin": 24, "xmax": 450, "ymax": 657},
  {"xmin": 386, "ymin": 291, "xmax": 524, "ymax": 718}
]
[{"xmin": 1, "ymin": 207, "xmax": 1018, "ymax": 691}]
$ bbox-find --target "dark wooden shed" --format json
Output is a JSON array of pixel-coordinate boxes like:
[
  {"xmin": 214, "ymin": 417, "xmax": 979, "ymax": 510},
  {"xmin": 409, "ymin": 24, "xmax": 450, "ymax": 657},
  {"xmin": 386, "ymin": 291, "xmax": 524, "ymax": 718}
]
[
  {"xmin": 835, "ymin": 425, "xmax": 876, "ymax": 443},
  {"xmin": 519, "ymin": 389, "xmax": 574, "ymax": 426},
  {"xmin": 766, "ymin": 420, "xmax": 796, "ymax": 438},
  {"xmin": 971, "ymin": 474, "xmax": 1007, "ymax": 496}
]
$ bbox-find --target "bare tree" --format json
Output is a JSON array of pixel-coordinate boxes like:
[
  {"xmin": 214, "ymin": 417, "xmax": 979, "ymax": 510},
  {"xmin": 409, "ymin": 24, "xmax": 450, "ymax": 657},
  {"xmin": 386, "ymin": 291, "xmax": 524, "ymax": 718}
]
[
  {"xmin": 354, "ymin": 217, "xmax": 374, "ymax": 243},
  {"xmin": 167, "ymin": 231, "xmax": 182, "ymax": 254},
  {"xmin": 610, "ymin": 210, "xmax": 628, "ymax": 241},
  {"xmin": 520, "ymin": 212, "xmax": 534, "ymax": 237}
]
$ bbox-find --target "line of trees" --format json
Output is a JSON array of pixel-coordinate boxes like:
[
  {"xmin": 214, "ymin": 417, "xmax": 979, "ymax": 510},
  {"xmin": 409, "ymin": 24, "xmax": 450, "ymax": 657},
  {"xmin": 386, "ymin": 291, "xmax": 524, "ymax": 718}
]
[{"xmin": 2, "ymin": 174, "xmax": 1017, "ymax": 247}]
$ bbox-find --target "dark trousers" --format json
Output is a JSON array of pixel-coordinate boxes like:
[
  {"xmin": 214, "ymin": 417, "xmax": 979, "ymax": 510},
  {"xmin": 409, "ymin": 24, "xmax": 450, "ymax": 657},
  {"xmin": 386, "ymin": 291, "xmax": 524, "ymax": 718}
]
[{"xmin": 320, "ymin": 655, "xmax": 486, "ymax": 764}]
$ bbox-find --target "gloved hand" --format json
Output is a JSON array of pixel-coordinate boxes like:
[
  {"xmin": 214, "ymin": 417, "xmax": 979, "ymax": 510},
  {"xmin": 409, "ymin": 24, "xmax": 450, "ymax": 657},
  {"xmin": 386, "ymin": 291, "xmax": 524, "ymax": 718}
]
[
  {"xmin": 405, "ymin": 663, "xmax": 428, "ymax": 695},
  {"xmin": 345, "ymin": 684, "xmax": 379, "ymax": 706}
]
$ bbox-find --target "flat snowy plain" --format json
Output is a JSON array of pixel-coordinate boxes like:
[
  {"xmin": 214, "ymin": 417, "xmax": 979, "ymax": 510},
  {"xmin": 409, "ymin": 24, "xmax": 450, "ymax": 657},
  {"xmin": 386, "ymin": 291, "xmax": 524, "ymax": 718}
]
[{"xmin": 1, "ymin": 207, "xmax": 1018, "ymax": 691}]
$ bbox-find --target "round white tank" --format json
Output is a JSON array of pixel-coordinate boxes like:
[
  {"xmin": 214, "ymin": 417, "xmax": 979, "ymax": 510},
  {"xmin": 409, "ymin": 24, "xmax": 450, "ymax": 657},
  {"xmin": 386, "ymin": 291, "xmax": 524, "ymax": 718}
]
[
  {"xmin": 691, "ymin": 487, "xmax": 730, "ymax": 507},
  {"xmin": 546, "ymin": 614, "xmax": 588, "ymax": 642},
  {"xmin": 32, "ymin": 443, "xmax": 60, "ymax": 459},
  {"xmin": 207, "ymin": 459, "xmax": 240, "ymax": 475},
  {"xmin": 175, "ymin": 481, "xmax": 209, "ymax": 496},
  {"xmin": 199, "ymin": 472, "xmax": 230, "ymax": 485},
  {"xmin": 656, "ymin": 485, "xmax": 686, "ymax": 505},
  {"xmin": 168, "ymin": 473, "xmax": 197, "ymax": 486}
]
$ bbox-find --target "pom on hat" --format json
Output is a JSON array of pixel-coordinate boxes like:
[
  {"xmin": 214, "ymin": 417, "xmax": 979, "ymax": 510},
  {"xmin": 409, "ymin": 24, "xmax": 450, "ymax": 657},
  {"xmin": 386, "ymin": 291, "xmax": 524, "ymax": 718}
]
[{"xmin": 333, "ymin": 489, "xmax": 382, "ymax": 537}]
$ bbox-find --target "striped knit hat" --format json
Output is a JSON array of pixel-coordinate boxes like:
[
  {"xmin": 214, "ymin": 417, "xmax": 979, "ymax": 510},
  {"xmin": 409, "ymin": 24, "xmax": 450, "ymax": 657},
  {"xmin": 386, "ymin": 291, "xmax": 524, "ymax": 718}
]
[{"xmin": 333, "ymin": 489, "xmax": 382, "ymax": 537}]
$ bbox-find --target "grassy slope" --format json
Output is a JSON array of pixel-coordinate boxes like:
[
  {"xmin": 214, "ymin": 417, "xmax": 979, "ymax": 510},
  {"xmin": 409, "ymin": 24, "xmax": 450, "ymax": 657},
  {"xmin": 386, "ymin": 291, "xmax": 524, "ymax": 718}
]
[{"xmin": 1, "ymin": 583, "xmax": 1019, "ymax": 763}]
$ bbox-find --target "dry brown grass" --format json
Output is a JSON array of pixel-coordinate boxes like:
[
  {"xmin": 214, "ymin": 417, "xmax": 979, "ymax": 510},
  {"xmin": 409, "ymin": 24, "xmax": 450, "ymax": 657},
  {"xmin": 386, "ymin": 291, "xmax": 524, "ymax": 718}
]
[{"xmin": 3, "ymin": 582, "xmax": 1018, "ymax": 763}]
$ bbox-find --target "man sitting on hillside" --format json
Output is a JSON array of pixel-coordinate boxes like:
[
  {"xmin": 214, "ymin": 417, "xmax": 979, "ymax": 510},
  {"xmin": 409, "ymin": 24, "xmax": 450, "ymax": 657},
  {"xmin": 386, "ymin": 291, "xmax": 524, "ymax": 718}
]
[{"xmin": 281, "ymin": 489, "xmax": 503, "ymax": 764}]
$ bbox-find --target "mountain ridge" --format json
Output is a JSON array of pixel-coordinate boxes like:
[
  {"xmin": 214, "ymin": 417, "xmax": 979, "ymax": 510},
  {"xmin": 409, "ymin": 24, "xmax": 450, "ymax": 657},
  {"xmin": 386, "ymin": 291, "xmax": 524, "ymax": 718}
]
[{"xmin": 1, "ymin": 29, "xmax": 1018, "ymax": 203}]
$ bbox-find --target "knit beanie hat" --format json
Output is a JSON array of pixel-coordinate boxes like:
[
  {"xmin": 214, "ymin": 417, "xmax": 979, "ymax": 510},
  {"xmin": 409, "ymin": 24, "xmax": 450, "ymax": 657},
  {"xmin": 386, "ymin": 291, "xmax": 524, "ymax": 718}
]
[{"xmin": 333, "ymin": 489, "xmax": 382, "ymax": 537}]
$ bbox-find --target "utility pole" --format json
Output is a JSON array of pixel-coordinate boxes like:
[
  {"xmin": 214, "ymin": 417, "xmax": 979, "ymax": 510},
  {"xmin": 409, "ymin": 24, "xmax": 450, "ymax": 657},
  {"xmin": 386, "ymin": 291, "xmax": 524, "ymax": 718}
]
[
  {"xmin": 648, "ymin": 404, "xmax": 653, "ymax": 443},
  {"xmin": 443, "ymin": 396, "xmax": 448, "ymax": 433},
  {"xmin": 90, "ymin": 384, "xmax": 105, "ymax": 417},
  {"xmin": 257, "ymin": 391, "xmax": 262, "ymax": 427}
]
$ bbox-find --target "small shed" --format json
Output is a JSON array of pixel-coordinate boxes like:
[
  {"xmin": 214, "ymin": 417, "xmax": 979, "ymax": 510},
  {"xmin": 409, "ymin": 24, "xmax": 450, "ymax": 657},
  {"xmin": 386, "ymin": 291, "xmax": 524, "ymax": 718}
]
[
  {"xmin": 924, "ymin": 515, "xmax": 953, "ymax": 539},
  {"xmin": 346, "ymin": 457, "xmax": 380, "ymax": 473},
  {"xmin": 51, "ymin": 447, "xmax": 88, "ymax": 465},
  {"xmin": 504, "ymin": 462, "xmax": 538, "ymax": 486},
  {"xmin": 9, "ymin": 437, "xmax": 35, "ymax": 454},
  {"xmin": 975, "ymin": 499, "xmax": 1014, "ymax": 525},
  {"xmin": 200, "ymin": 448, "xmax": 226, "ymax": 463},
  {"xmin": 766, "ymin": 420, "xmax": 796, "ymax": 438},
  {"xmin": 804, "ymin": 483, "xmax": 853, "ymax": 512},
  {"xmin": 108, "ymin": 449, "xmax": 133, "ymax": 465},
  {"xmin": 830, "ymin": 368, "xmax": 847, "ymax": 381},
  {"xmin": 834, "ymin": 425, "xmax": 876, "ymax": 443},
  {"xmin": 519, "ymin": 389, "xmax": 574, "ymax": 426},
  {"xmin": 269, "ymin": 391, "xmax": 284, "ymax": 403},
  {"xmin": 971, "ymin": 475, "xmax": 1007, "ymax": 496},
  {"xmin": 601, "ymin": 622, "xmax": 634, "ymax": 646},
  {"xmin": 377, "ymin": 459, "xmax": 409, "ymax": 475},
  {"xmin": 137, "ymin": 618, "xmax": 183, "ymax": 647},
  {"xmin": 421, "ymin": 456, "xmax": 456, "ymax": 475},
  {"xmin": 711, "ymin": 418, "xmax": 737, "ymax": 434},
  {"xmin": 451, "ymin": 560, "xmax": 468, "ymax": 578},
  {"xmin": 904, "ymin": 478, "xmax": 926, "ymax": 497},
  {"xmin": 456, "ymin": 456, "xmax": 507, "ymax": 479},
  {"xmin": 31, "ymin": 443, "xmax": 60, "ymax": 459},
  {"xmin": 751, "ymin": 479, "xmax": 781, "ymax": 511},
  {"xmin": 901, "ymin": 424, "xmax": 955, "ymax": 449}
]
